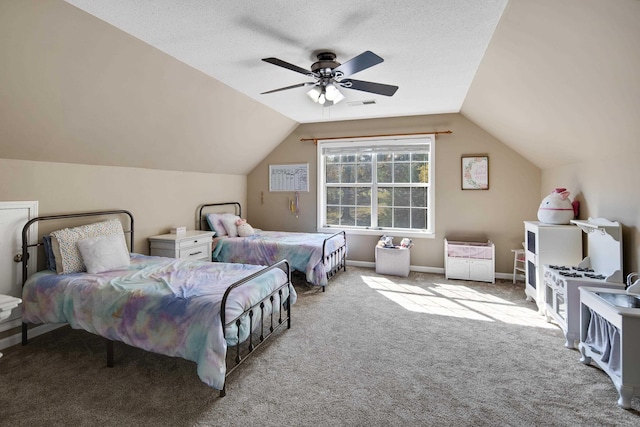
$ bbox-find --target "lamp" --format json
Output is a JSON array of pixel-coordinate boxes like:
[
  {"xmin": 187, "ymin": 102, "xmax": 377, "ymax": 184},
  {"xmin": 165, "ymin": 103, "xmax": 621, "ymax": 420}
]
[{"xmin": 307, "ymin": 83, "xmax": 345, "ymax": 106}]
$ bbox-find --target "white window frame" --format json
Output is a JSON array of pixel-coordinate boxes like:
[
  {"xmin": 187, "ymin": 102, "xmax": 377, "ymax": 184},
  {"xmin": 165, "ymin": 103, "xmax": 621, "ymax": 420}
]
[{"xmin": 317, "ymin": 135, "xmax": 435, "ymax": 239}]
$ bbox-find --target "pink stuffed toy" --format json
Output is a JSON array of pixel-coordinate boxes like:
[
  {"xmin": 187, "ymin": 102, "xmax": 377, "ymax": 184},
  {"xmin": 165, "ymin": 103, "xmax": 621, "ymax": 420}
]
[
  {"xmin": 537, "ymin": 188, "xmax": 579, "ymax": 224},
  {"xmin": 235, "ymin": 218, "xmax": 255, "ymax": 237}
]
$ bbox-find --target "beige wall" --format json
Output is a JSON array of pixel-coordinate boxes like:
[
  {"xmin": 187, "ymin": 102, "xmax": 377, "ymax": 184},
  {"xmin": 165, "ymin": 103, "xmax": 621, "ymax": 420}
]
[
  {"xmin": 542, "ymin": 153, "xmax": 639, "ymax": 274},
  {"xmin": 247, "ymin": 113, "xmax": 541, "ymax": 275},
  {"xmin": 0, "ymin": 0, "xmax": 296, "ymax": 176},
  {"xmin": 0, "ymin": 159, "xmax": 245, "ymax": 254}
]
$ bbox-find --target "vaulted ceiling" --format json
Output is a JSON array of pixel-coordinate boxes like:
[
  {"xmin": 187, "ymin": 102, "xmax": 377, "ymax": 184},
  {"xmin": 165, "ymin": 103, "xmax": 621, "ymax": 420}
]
[
  {"xmin": 61, "ymin": 0, "xmax": 640, "ymax": 171},
  {"xmin": 64, "ymin": 0, "xmax": 508, "ymax": 124},
  {"xmin": 2, "ymin": 1, "xmax": 637, "ymax": 175}
]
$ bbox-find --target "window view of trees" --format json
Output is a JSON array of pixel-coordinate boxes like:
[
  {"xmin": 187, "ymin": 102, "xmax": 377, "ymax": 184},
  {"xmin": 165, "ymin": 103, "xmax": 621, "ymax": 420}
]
[{"xmin": 322, "ymin": 143, "xmax": 431, "ymax": 231}]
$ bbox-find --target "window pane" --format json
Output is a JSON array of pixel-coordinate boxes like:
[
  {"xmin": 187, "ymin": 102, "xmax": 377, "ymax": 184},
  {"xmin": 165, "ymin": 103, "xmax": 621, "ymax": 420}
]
[
  {"xmin": 341, "ymin": 207, "xmax": 355, "ymax": 226},
  {"xmin": 411, "ymin": 187, "xmax": 427, "ymax": 207},
  {"xmin": 377, "ymin": 163, "xmax": 392, "ymax": 183},
  {"xmin": 411, "ymin": 208, "xmax": 427, "ymax": 229},
  {"xmin": 355, "ymin": 207, "xmax": 371, "ymax": 227},
  {"xmin": 394, "ymin": 153, "xmax": 410, "ymax": 162},
  {"xmin": 327, "ymin": 187, "xmax": 340, "ymax": 205},
  {"xmin": 411, "ymin": 153, "xmax": 427, "ymax": 162},
  {"xmin": 326, "ymin": 155, "xmax": 340, "ymax": 163},
  {"xmin": 357, "ymin": 163, "xmax": 371, "ymax": 183},
  {"xmin": 378, "ymin": 187, "xmax": 392, "ymax": 206},
  {"xmin": 411, "ymin": 162, "xmax": 429, "ymax": 183},
  {"xmin": 394, "ymin": 163, "xmax": 410, "ymax": 183},
  {"xmin": 394, "ymin": 187, "xmax": 410, "ymax": 206},
  {"xmin": 357, "ymin": 188, "xmax": 371, "ymax": 206},
  {"xmin": 341, "ymin": 154, "xmax": 356, "ymax": 163},
  {"xmin": 326, "ymin": 206, "xmax": 340, "ymax": 225},
  {"xmin": 378, "ymin": 207, "xmax": 392, "ymax": 227},
  {"xmin": 377, "ymin": 153, "xmax": 393, "ymax": 162},
  {"xmin": 394, "ymin": 208, "xmax": 410, "ymax": 228},
  {"xmin": 341, "ymin": 164, "xmax": 356, "ymax": 183},
  {"xmin": 358, "ymin": 153, "xmax": 372, "ymax": 163},
  {"xmin": 341, "ymin": 187, "xmax": 355, "ymax": 205},
  {"xmin": 326, "ymin": 164, "xmax": 340, "ymax": 183}
]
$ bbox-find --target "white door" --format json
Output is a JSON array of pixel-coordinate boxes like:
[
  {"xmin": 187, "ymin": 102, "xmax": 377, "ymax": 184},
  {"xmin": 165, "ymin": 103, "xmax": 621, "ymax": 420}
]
[{"xmin": 0, "ymin": 201, "xmax": 38, "ymax": 323}]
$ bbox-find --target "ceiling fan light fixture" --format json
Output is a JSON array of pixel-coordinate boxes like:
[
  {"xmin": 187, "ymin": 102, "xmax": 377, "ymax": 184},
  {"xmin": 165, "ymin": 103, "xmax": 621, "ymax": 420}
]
[
  {"xmin": 307, "ymin": 86, "xmax": 322, "ymax": 103},
  {"xmin": 325, "ymin": 84, "xmax": 343, "ymax": 102}
]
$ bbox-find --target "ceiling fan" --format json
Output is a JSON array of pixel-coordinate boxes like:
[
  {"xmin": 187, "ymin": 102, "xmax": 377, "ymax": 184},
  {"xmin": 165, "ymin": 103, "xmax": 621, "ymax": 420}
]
[{"xmin": 261, "ymin": 51, "xmax": 398, "ymax": 106}]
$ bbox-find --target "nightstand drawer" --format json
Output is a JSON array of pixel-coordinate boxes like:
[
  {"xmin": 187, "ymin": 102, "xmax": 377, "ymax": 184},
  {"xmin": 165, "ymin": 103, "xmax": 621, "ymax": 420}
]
[
  {"xmin": 179, "ymin": 243, "xmax": 210, "ymax": 261},
  {"xmin": 178, "ymin": 236, "xmax": 210, "ymax": 249}
]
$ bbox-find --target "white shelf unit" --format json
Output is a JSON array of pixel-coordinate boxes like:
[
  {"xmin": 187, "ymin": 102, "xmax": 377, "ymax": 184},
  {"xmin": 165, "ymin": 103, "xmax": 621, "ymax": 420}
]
[
  {"xmin": 444, "ymin": 239, "xmax": 495, "ymax": 283},
  {"xmin": 523, "ymin": 221, "xmax": 582, "ymax": 312}
]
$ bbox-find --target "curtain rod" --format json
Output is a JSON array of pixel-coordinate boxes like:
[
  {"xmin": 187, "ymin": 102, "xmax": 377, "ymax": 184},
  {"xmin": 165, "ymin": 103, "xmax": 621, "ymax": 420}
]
[{"xmin": 301, "ymin": 130, "xmax": 452, "ymax": 144}]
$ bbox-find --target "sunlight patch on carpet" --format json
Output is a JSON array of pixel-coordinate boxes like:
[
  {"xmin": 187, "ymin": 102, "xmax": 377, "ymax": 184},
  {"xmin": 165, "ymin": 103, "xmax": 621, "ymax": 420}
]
[{"xmin": 361, "ymin": 276, "xmax": 556, "ymax": 328}]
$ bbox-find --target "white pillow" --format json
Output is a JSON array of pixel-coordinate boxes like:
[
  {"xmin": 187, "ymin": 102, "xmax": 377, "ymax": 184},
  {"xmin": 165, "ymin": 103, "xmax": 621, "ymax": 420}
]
[
  {"xmin": 77, "ymin": 233, "xmax": 130, "ymax": 274},
  {"xmin": 221, "ymin": 214, "xmax": 240, "ymax": 237}
]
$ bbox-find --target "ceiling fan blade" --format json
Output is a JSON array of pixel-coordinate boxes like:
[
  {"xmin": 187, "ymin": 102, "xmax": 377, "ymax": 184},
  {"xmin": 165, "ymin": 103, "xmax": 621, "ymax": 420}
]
[
  {"xmin": 262, "ymin": 57, "xmax": 315, "ymax": 76},
  {"xmin": 333, "ymin": 51, "xmax": 384, "ymax": 77},
  {"xmin": 261, "ymin": 82, "xmax": 316, "ymax": 95},
  {"xmin": 340, "ymin": 79, "xmax": 399, "ymax": 97}
]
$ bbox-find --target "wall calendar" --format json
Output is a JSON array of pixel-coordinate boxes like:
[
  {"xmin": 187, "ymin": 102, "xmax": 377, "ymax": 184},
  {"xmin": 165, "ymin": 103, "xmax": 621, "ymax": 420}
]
[{"xmin": 269, "ymin": 163, "xmax": 309, "ymax": 192}]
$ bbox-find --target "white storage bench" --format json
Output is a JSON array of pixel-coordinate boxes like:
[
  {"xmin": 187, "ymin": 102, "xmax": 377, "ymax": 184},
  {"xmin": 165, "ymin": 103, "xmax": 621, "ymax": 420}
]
[
  {"xmin": 376, "ymin": 246, "xmax": 410, "ymax": 277},
  {"xmin": 444, "ymin": 239, "xmax": 495, "ymax": 283}
]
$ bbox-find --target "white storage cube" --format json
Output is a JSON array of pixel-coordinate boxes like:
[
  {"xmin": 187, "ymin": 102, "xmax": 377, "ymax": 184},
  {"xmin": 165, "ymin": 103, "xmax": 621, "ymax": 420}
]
[{"xmin": 375, "ymin": 246, "xmax": 410, "ymax": 277}]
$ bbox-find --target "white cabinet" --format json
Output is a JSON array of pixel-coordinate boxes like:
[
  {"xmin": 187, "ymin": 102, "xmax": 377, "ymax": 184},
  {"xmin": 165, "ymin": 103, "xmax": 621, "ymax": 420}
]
[
  {"xmin": 444, "ymin": 239, "xmax": 495, "ymax": 283},
  {"xmin": 148, "ymin": 230, "xmax": 214, "ymax": 262},
  {"xmin": 524, "ymin": 221, "xmax": 582, "ymax": 311},
  {"xmin": 0, "ymin": 201, "xmax": 38, "ymax": 327}
]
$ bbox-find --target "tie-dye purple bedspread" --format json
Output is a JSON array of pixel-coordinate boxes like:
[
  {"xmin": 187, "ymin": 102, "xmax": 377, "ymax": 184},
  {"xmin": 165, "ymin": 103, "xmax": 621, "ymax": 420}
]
[
  {"xmin": 21, "ymin": 254, "xmax": 295, "ymax": 390},
  {"xmin": 212, "ymin": 230, "xmax": 345, "ymax": 286}
]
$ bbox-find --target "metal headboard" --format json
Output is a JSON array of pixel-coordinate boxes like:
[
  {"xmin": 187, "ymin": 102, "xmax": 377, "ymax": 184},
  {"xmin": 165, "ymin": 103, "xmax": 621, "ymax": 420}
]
[
  {"xmin": 198, "ymin": 202, "xmax": 241, "ymax": 230},
  {"xmin": 20, "ymin": 210, "xmax": 134, "ymax": 286}
]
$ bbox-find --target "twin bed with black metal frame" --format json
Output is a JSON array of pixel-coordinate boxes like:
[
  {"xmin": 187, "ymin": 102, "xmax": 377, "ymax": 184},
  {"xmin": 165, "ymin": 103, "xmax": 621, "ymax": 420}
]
[
  {"xmin": 20, "ymin": 209, "xmax": 294, "ymax": 396},
  {"xmin": 198, "ymin": 202, "xmax": 347, "ymax": 291}
]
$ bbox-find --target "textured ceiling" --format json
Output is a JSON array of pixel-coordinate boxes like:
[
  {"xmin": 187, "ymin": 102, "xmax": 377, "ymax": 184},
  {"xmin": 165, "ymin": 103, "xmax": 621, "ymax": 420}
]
[{"xmin": 64, "ymin": 0, "xmax": 508, "ymax": 124}]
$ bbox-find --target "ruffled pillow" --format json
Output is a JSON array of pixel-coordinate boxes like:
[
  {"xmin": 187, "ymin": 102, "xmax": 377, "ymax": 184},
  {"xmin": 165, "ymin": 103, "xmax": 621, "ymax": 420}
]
[{"xmin": 50, "ymin": 219, "xmax": 126, "ymax": 274}]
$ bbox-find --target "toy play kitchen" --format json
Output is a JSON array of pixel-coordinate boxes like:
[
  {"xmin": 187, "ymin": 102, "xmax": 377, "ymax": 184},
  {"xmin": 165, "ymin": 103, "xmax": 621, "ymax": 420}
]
[
  {"xmin": 543, "ymin": 218, "xmax": 624, "ymax": 349},
  {"xmin": 578, "ymin": 272, "xmax": 640, "ymax": 409}
]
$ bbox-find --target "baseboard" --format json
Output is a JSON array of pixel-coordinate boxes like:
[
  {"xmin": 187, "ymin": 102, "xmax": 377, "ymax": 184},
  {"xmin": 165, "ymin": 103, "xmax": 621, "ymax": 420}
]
[
  {"xmin": 345, "ymin": 260, "xmax": 513, "ymax": 280},
  {"xmin": 0, "ymin": 323, "xmax": 66, "ymax": 351}
]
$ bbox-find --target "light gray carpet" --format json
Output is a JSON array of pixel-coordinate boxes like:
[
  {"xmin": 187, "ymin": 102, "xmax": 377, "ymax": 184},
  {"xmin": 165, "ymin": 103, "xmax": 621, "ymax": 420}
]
[{"xmin": 1, "ymin": 267, "xmax": 639, "ymax": 426}]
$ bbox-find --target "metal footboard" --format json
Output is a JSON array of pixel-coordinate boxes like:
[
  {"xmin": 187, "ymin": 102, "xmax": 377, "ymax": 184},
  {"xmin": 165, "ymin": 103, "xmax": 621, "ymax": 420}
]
[
  {"xmin": 321, "ymin": 230, "xmax": 347, "ymax": 291},
  {"xmin": 220, "ymin": 259, "xmax": 292, "ymax": 397}
]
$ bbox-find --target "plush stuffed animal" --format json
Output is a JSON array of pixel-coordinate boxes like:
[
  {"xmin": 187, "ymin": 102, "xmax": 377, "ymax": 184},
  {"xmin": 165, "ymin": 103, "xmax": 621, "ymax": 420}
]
[
  {"xmin": 537, "ymin": 188, "xmax": 579, "ymax": 224},
  {"xmin": 235, "ymin": 218, "xmax": 255, "ymax": 237}
]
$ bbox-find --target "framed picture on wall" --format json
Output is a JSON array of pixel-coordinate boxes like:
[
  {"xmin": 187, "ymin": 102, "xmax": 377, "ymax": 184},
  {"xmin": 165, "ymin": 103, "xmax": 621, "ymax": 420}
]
[{"xmin": 461, "ymin": 155, "xmax": 489, "ymax": 190}]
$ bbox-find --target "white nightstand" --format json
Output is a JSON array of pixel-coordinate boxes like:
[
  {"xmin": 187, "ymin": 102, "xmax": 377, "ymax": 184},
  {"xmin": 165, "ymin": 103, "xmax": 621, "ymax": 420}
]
[
  {"xmin": 0, "ymin": 295, "xmax": 21, "ymax": 358},
  {"xmin": 148, "ymin": 230, "xmax": 215, "ymax": 262}
]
